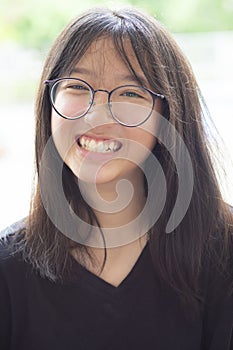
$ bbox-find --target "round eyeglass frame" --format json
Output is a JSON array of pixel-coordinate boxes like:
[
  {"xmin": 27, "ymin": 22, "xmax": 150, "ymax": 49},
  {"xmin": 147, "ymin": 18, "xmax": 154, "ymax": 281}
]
[{"xmin": 44, "ymin": 77, "xmax": 165, "ymax": 127}]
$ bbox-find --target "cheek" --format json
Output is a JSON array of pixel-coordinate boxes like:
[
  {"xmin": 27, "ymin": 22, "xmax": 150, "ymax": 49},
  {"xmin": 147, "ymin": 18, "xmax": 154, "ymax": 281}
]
[
  {"xmin": 126, "ymin": 114, "xmax": 158, "ymax": 151},
  {"xmin": 122, "ymin": 129, "xmax": 157, "ymax": 170},
  {"xmin": 127, "ymin": 130, "xmax": 156, "ymax": 149},
  {"xmin": 51, "ymin": 112, "xmax": 65, "ymax": 134},
  {"xmin": 51, "ymin": 112, "xmax": 77, "ymax": 161},
  {"xmin": 121, "ymin": 114, "xmax": 159, "ymax": 166}
]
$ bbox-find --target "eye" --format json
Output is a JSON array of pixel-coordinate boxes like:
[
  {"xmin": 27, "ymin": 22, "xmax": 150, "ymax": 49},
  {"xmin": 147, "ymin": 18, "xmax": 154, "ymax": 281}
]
[
  {"xmin": 120, "ymin": 90, "xmax": 144, "ymax": 99},
  {"xmin": 66, "ymin": 84, "xmax": 89, "ymax": 90}
]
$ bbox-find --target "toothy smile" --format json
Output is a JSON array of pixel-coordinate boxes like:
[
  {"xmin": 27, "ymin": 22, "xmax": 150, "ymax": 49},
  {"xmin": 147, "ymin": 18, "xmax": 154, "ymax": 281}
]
[{"xmin": 77, "ymin": 135, "xmax": 122, "ymax": 153}]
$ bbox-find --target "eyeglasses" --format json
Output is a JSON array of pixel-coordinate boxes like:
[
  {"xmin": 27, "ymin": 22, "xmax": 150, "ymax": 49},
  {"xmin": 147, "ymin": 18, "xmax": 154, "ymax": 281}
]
[{"xmin": 44, "ymin": 78, "xmax": 165, "ymax": 127}]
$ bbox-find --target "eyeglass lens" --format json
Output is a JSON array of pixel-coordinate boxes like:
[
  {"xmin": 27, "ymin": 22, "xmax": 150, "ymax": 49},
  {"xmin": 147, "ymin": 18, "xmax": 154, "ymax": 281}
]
[{"xmin": 50, "ymin": 79, "xmax": 154, "ymax": 126}]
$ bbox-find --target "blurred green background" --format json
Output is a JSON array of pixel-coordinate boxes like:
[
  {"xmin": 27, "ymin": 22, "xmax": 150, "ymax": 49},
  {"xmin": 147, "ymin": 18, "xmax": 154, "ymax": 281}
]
[
  {"xmin": 0, "ymin": 0, "xmax": 233, "ymax": 231},
  {"xmin": 1, "ymin": 0, "xmax": 233, "ymax": 51},
  {"xmin": 1, "ymin": 0, "xmax": 232, "ymax": 104}
]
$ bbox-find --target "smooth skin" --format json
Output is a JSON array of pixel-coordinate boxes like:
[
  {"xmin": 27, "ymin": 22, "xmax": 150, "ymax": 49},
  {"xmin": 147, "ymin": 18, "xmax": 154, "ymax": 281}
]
[{"xmin": 51, "ymin": 38, "xmax": 163, "ymax": 286}]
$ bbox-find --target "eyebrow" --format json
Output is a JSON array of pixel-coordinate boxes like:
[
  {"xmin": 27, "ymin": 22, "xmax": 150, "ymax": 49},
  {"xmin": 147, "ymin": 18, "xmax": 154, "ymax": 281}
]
[{"xmin": 70, "ymin": 68, "xmax": 148, "ymax": 86}]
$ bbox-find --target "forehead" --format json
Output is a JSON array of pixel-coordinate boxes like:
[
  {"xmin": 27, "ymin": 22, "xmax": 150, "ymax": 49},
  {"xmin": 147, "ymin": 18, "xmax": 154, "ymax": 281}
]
[
  {"xmin": 84, "ymin": 37, "xmax": 133, "ymax": 56},
  {"xmin": 72, "ymin": 37, "xmax": 147, "ymax": 84}
]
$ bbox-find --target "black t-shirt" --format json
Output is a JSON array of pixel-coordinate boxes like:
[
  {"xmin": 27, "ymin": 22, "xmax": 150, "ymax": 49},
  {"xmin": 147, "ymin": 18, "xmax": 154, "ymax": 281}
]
[{"xmin": 0, "ymin": 225, "xmax": 232, "ymax": 350}]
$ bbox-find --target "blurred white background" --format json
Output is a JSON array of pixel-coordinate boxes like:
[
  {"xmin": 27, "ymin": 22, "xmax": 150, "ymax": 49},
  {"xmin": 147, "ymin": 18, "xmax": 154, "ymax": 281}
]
[{"xmin": 0, "ymin": 31, "xmax": 233, "ymax": 232}]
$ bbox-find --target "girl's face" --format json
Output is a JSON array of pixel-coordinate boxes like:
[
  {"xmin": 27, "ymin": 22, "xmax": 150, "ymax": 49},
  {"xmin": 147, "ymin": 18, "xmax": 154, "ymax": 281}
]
[{"xmin": 51, "ymin": 38, "xmax": 162, "ymax": 185}]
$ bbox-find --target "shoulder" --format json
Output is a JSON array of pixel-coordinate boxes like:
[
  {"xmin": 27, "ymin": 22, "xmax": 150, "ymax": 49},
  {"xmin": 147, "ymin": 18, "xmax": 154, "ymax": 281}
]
[
  {"xmin": 0, "ymin": 219, "xmax": 34, "ymax": 349},
  {"xmin": 0, "ymin": 217, "xmax": 27, "ymax": 239},
  {"xmin": 0, "ymin": 218, "xmax": 28, "ymax": 281},
  {"xmin": 0, "ymin": 217, "xmax": 26, "ymax": 259},
  {"xmin": 201, "ymin": 256, "xmax": 233, "ymax": 349}
]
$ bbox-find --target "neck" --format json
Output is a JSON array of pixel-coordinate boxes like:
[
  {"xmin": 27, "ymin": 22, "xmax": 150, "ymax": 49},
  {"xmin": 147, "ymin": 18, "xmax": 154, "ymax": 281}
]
[
  {"xmin": 71, "ymin": 168, "xmax": 149, "ymax": 270},
  {"xmin": 78, "ymin": 167, "xmax": 146, "ymax": 228}
]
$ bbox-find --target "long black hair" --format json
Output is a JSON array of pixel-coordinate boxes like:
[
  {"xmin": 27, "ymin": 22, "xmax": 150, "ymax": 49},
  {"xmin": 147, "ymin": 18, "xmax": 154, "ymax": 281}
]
[{"xmin": 14, "ymin": 7, "xmax": 233, "ymax": 313}]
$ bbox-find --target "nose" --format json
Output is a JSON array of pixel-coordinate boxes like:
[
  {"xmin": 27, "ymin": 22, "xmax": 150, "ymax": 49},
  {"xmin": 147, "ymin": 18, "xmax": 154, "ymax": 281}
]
[
  {"xmin": 84, "ymin": 89, "xmax": 113, "ymax": 127},
  {"xmin": 93, "ymin": 89, "xmax": 109, "ymax": 106}
]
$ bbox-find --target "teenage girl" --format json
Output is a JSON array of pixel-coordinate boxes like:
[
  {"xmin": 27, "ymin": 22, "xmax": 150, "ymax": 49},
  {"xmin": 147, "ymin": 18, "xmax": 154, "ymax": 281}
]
[{"xmin": 0, "ymin": 7, "xmax": 232, "ymax": 350}]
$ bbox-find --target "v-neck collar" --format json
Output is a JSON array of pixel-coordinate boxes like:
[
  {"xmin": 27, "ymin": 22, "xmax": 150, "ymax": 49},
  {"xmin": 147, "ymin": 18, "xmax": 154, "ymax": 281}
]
[{"xmin": 77, "ymin": 241, "xmax": 150, "ymax": 295}]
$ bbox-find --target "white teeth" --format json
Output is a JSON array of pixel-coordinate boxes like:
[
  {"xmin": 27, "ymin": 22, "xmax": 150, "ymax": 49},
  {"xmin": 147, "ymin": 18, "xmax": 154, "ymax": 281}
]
[
  {"xmin": 89, "ymin": 139, "xmax": 95, "ymax": 149},
  {"xmin": 78, "ymin": 136, "xmax": 121, "ymax": 153},
  {"xmin": 96, "ymin": 143, "xmax": 104, "ymax": 152}
]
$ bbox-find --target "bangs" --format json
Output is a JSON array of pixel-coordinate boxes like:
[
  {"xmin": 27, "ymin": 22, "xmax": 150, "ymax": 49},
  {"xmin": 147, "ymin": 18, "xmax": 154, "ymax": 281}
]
[{"xmin": 51, "ymin": 9, "xmax": 154, "ymax": 87}]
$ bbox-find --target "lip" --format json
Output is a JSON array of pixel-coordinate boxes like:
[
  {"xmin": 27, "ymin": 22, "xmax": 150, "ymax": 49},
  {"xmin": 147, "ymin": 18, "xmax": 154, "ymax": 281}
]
[{"xmin": 75, "ymin": 133, "xmax": 122, "ymax": 161}]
